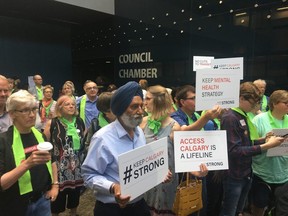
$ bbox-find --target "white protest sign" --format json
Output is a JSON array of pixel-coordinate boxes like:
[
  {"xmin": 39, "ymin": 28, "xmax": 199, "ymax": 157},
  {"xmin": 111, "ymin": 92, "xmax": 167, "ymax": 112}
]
[
  {"xmin": 193, "ymin": 56, "xmax": 214, "ymax": 71},
  {"xmin": 28, "ymin": 76, "xmax": 35, "ymax": 88},
  {"xmin": 267, "ymin": 128, "xmax": 288, "ymax": 157},
  {"xmin": 195, "ymin": 69, "xmax": 240, "ymax": 111},
  {"xmin": 174, "ymin": 131, "xmax": 229, "ymax": 172},
  {"xmin": 118, "ymin": 137, "xmax": 168, "ymax": 201},
  {"xmin": 211, "ymin": 57, "xmax": 243, "ymax": 79}
]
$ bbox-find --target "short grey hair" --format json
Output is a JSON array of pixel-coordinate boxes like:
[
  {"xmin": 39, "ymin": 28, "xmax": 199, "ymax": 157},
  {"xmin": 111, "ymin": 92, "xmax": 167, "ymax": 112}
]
[
  {"xmin": 0, "ymin": 75, "xmax": 8, "ymax": 81},
  {"xmin": 6, "ymin": 90, "xmax": 37, "ymax": 111}
]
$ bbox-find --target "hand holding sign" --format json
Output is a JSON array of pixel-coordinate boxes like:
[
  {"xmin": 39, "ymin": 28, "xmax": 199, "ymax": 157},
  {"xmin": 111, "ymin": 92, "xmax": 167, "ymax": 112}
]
[
  {"xmin": 162, "ymin": 170, "xmax": 172, "ymax": 183},
  {"xmin": 263, "ymin": 136, "xmax": 285, "ymax": 149},
  {"xmin": 113, "ymin": 183, "xmax": 131, "ymax": 208},
  {"xmin": 191, "ymin": 163, "xmax": 209, "ymax": 177},
  {"xmin": 204, "ymin": 105, "xmax": 222, "ymax": 120}
]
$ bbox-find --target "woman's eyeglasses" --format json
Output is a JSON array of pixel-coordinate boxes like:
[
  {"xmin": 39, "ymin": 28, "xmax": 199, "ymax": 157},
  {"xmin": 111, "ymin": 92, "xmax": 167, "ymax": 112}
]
[{"xmin": 15, "ymin": 107, "xmax": 38, "ymax": 115}]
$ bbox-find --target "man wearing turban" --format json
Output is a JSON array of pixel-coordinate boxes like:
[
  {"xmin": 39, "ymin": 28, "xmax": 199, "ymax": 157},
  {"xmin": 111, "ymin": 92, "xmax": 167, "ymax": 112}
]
[{"xmin": 81, "ymin": 81, "xmax": 151, "ymax": 215}]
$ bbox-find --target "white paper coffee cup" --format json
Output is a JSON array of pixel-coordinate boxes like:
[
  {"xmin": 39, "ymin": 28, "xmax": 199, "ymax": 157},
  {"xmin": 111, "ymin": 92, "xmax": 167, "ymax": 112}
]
[{"xmin": 37, "ymin": 142, "xmax": 53, "ymax": 151}]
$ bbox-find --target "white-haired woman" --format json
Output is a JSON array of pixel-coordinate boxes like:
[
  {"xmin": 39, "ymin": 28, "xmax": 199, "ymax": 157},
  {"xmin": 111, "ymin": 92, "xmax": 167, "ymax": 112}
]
[{"xmin": 0, "ymin": 90, "xmax": 58, "ymax": 216}]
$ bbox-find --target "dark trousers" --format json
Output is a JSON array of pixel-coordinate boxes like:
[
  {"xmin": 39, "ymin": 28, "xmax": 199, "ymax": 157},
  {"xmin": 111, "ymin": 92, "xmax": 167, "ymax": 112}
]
[
  {"xmin": 94, "ymin": 198, "xmax": 151, "ymax": 216},
  {"xmin": 275, "ymin": 182, "xmax": 288, "ymax": 216}
]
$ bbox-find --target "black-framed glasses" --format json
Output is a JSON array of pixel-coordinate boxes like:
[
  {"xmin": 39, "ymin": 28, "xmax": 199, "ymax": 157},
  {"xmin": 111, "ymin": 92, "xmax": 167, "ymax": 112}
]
[
  {"xmin": 184, "ymin": 96, "xmax": 196, "ymax": 100},
  {"xmin": 86, "ymin": 86, "xmax": 98, "ymax": 91},
  {"xmin": 15, "ymin": 107, "xmax": 38, "ymax": 115}
]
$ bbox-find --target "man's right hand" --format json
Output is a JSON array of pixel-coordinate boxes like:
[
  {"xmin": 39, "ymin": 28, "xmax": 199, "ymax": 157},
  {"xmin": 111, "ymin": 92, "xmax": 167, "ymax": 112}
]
[
  {"xmin": 113, "ymin": 183, "xmax": 131, "ymax": 208},
  {"xmin": 204, "ymin": 105, "xmax": 222, "ymax": 120}
]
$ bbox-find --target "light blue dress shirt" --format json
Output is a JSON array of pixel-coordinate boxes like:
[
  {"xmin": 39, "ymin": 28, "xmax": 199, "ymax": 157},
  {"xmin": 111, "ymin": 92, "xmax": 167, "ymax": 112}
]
[{"xmin": 81, "ymin": 119, "xmax": 146, "ymax": 203}]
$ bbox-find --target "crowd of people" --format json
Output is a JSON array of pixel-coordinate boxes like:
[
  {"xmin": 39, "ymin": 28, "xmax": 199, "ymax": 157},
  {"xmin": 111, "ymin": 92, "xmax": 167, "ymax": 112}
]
[{"xmin": 0, "ymin": 74, "xmax": 287, "ymax": 216}]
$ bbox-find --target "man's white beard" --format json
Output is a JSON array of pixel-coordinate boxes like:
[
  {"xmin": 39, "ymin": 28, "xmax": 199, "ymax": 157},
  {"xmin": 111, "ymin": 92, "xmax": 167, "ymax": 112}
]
[{"xmin": 120, "ymin": 112, "xmax": 143, "ymax": 129}]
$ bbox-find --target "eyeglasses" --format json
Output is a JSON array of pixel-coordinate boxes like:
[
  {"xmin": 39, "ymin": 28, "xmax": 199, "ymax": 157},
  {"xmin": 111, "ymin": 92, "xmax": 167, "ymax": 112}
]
[
  {"xmin": 86, "ymin": 86, "xmax": 98, "ymax": 91},
  {"xmin": 184, "ymin": 96, "xmax": 196, "ymax": 100},
  {"xmin": 247, "ymin": 98, "xmax": 261, "ymax": 107},
  {"xmin": 15, "ymin": 107, "xmax": 38, "ymax": 115},
  {"xmin": 130, "ymin": 104, "xmax": 145, "ymax": 111}
]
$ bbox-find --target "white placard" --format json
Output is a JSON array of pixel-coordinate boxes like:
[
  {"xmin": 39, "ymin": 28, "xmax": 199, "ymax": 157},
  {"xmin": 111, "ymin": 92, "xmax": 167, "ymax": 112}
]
[
  {"xmin": 195, "ymin": 69, "xmax": 240, "ymax": 111},
  {"xmin": 118, "ymin": 137, "xmax": 168, "ymax": 201},
  {"xmin": 267, "ymin": 128, "xmax": 288, "ymax": 156},
  {"xmin": 193, "ymin": 56, "xmax": 214, "ymax": 71},
  {"xmin": 211, "ymin": 57, "xmax": 243, "ymax": 79},
  {"xmin": 174, "ymin": 131, "xmax": 229, "ymax": 172},
  {"xmin": 28, "ymin": 76, "xmax": 34, "ymax": 89}
]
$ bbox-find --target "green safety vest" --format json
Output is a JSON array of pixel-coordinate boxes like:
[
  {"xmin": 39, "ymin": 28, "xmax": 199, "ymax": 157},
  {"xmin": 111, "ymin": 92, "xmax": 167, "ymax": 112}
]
[
  {"xmin": 80, "ymin": 95, "xmax": 87, "ymax": 122},
  {"xmin": 12, "ymin": 126, "xmax": 53, "ymax": 195}
]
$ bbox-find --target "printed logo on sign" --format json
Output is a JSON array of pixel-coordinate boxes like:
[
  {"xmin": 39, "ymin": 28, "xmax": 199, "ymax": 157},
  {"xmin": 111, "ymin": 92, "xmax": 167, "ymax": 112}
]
[
  {"xmin": 123, "ymin": 165, "xmax": 133, "ymax": 184},
  {"xmin": 213, "ymin": 63, "xmax": 240, "ymax": 70},
  {"xmin": 122, "ymin": 150, "xmax": 165, "ymax": 185},
  {"xmin": 216, "ymin": 100, "xmax": 235, "ymax": 105}
]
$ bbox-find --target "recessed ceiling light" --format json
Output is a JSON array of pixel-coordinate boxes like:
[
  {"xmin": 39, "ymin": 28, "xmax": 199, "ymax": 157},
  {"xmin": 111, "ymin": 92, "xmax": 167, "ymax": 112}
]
[
  {"xmin": 208, "ymin": 14, "xmax": 212, "ymax": 17},
  {"xmin": 158, "ymin": 25, "xmax": 161, "ymax": 28},
  {"xmin": 165, "ymin": 33, "xmax": 168, "ymax": 36},
  {"xmin": 218, "ymin": 24, "xmax": 222, "ymax": 28},
  {"xmin": 128, "ymin": 39, "xmax": 131, "ymax": 42},
  {"xmin": 219, "ymin": 1, "xmax": 223, "ymax": 4},
  {"xmin": 152, "ymin": 17, "xmax": 155, "ymax": 20},
  {"xmin": 267, "ymin": 14, "xmax": 271, "ymax": 19},
  {"xmin": 189, "ymin": 17, "xmax": 193, "ymax": 21},
  {"xmin": 152, "ymin": 35, "xmax": 155, "ymax": 38},
  {"xmin": 128, "ymin": 23, "xmax": 131, "ymax": 26},
  {"xmin": 199, "ymin": 5, "xmax": 202, "ymax": 9},
  {"xmin": 166, "ymin": 13, "xmax": 169, "ymax": 16},
  {"xmin": 140, "ymin": 20, "xmax": 143, "ymax": 23},
  {"xmin": 134, "ymin": 29, "xmax": 137, "ymax": 32},
  {"xmin": 118, "ymin": 41, "xmax": 121, "ymax": 44},
  {"xmin": 118, "ymin": 25, "xmax": 121, "ymax": 28},
  {"xmin": 140, "ymin": 37, "xmax": 142, "ymax": 40},
  {"xmin": 180, "ymin": 30, "xmax": 184, "ymax": 33},
  {"xmin": 198, "ymin": 27, "xmax": 202, "ymax": 30},
  {"xmin": 173, "ymin": 21, "xmax": 177, "ymax": 24},
  {"xmin": 145, "ymin": 27, "xmax": 149, "ymax": 31},
  {"xmin": 241, "ymin": 19, "xmax": 245, "ymax": 23},
  {"xmin": 181, "ymin": 9, "xmax": 185, "ymax": 13},
  {"xmin": 254, "ymin": 4, "xmax": 258, "ymax": 7},
  {"xmin": 230, "ymin": 9, "xmax": 234, "ymax": 13}
]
